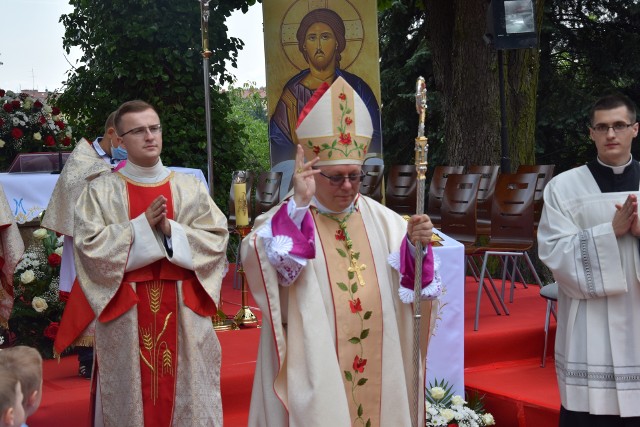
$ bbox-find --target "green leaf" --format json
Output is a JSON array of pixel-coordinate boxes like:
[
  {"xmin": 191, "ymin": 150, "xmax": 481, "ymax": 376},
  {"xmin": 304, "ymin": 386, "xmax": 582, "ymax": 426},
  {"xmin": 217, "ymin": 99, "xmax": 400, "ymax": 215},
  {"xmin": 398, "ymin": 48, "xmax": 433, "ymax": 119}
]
[
  {"xmin": 351, "ymin": 283, "xmax": 358, "ymax": 294},
  {"xmin": 353, "ymin": 252, "xmax": 360, "ymax": 260},
  {"xmin": 348, "ymin": 271, "xmax": 355, "ymax": 280},
  {"xmin": 344, "ymin": 370, "xmax": 352, "ymax": 382},
  {"xmin": 349, "ymin": 337, "xmax": 361, "ymax": 344},
  {"xmin": 358, "ymin": 404, "xmax": 363, "ymax": 417},
  {"xmin": 366, "ymin": 420, "xmax": 371, "ymax": 427},
  {"xmin": 337, "ymin": 248, "xmax": 347, "ymax": 258},
  {"xmin": 357, "ymin": 378, "xmax": 368, "ymax": 386},
  {"xmin": 337, "ymin": 282, "xmax": 348, "ymax": 292},
  {"xmin": 360, "ymin": 329, "xmax": 370, "ymax": 339},
  {"xmin": 364, "ymin": 311, "xmax": 372, "ymax": 320}
]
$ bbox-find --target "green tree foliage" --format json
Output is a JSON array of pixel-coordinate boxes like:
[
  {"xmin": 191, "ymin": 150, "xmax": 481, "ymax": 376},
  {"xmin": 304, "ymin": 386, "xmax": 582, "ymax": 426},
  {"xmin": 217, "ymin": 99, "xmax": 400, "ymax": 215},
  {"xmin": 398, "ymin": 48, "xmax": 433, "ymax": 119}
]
[
  {"xmin": 56, "ymin": 0, "xmax": 258, "ymax": 208},
  {"xmin": 226, "ymin": 83, "xmax": 270, "ymax": 173},
  {"xmin": 536, "ymin": 0, "xmax": 640, "ymax": 173}
]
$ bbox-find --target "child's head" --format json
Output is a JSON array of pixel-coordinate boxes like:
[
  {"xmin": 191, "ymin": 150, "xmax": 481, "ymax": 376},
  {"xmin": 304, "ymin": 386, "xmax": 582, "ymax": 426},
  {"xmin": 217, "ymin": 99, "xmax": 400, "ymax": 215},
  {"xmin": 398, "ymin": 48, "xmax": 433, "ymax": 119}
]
[
  {"xmin": 0, "ymin": 366, "xmax": 25, "ymax": 427},
  {"xmin": 0, "ymin": 346, "xmax": 43, "ymax": 418}
]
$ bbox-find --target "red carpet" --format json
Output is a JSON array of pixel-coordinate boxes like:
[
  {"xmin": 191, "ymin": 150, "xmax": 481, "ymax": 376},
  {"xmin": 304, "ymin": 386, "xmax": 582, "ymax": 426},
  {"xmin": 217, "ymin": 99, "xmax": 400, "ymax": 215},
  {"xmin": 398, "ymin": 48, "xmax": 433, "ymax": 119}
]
[
  {"xmin": 464, "ymin": 276, "xmax": 560, "ymax": 426},
  {"xmin": 28, "ymin": 271, "xmax": 560, "ymax": 427}
]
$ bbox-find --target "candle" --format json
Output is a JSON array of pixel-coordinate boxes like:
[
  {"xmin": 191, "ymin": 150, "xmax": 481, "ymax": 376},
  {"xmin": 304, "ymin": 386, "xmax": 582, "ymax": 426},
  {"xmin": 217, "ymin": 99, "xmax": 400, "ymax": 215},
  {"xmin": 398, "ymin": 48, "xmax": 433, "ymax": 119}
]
[{"xmin": 233, "ymin": 181, "xmax": 249, "ymax": 227}]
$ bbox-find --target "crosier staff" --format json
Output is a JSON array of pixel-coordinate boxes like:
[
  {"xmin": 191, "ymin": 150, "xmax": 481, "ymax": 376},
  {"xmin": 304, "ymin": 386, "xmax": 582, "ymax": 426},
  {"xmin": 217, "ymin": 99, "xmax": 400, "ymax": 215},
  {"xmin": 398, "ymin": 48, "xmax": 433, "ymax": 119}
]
[
  {"xmin": 199, "ymin": 0, "xmax": 214, "ymax": 197},
  {"xmin": 412, "ymin": 76, "xmax": 429, "ymax": 427}
]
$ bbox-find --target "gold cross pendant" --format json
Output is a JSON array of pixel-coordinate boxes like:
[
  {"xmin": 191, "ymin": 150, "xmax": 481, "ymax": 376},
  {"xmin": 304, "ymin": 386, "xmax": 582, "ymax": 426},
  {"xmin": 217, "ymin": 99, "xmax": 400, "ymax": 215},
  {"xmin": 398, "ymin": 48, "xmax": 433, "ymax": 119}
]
[{"xmin": 348, "ymin": 251, "xmax": 367, "ymax": 287}]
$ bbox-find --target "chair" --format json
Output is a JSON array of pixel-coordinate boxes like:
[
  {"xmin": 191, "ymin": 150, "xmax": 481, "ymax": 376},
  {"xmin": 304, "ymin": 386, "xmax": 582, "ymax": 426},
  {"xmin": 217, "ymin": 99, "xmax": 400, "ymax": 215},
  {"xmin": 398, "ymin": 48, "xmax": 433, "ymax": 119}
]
[
  {"xmin": 254, "ymin": 171, "xmax": 283, "ymax": 218},
  {"xmin": 440, "ymin": 173, "xmax": 489, "ymax": 284},
  {"xmin": 516, "ymin": 164, "xmax": 555, "ymax": 229},
  {"xmin": 472, "ymin": 172, "xmax": 543, "ymax": 330},
  {"xmin": 360, "ymin": 164, "xmax": 384, "ymax": 202},
  {"xmin": 540, "ymin": 282, "xmax": 558, "ymax": 367},
  {"xmin": 427, "ymin": 166, "xmax": 465, "ymax": 228},
  {"xmin": 385, "ymin": 165, "xmax": 418, "ymax": 216},
  {"xmin": 468, "ymin": 165, "xmax": 500, "ymax": 236},
  {"xmin": 271, "ymin": 159, "xmax": 295, "ymax": 202}
]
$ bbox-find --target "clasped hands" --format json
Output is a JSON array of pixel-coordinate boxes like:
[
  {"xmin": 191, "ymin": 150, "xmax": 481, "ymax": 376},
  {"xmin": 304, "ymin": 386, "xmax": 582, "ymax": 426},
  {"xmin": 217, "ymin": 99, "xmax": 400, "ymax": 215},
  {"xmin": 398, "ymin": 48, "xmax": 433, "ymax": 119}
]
[
  {"xmin": 145, "ymin": 195, "xmax": 171, "ymax": 237},
  {"xmin": 614, "ymin": 194, "xmax": 640, "ymax": 237}
]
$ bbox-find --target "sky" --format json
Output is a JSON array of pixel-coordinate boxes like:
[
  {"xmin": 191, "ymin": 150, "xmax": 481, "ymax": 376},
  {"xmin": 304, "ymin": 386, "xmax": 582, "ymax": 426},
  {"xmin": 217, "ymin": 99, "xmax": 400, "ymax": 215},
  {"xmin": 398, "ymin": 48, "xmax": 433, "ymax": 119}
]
[{"xmin": 0, "ymin": 1, "xmax": 266, "ymax": 93}]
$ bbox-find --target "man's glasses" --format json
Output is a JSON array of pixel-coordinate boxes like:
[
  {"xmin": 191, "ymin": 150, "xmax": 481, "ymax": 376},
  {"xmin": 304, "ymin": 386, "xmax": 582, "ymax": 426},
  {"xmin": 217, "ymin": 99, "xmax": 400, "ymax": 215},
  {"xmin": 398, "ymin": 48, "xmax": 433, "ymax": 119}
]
[
  {"xmin": 590, "ymin": 122, "xmax": 636, "ymax": 134},
  {"xmin": 120, "ymin": 124, "xmax": 162, "ymax": 138},
  {"xmin": 318, "ymin": 170, "xmax": 365, "ymax": 186}
]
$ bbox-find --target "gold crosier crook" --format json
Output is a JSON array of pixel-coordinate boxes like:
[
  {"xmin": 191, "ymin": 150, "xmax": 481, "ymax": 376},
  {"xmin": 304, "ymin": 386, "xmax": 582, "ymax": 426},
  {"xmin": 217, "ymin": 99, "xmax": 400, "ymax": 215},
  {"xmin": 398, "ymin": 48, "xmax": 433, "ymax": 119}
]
[{"xmin": 412, "ymin": 76, "xmax": 429, "ymax": 427}]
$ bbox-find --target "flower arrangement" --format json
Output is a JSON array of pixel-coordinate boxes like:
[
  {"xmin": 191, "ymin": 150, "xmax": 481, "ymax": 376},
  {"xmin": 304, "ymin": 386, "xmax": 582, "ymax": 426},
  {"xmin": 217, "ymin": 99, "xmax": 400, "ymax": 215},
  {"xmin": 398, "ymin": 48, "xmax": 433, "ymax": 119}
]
[
  {"xmin": 426, "ymin": 379, "xmax": 496, "ymax": 427},
  {"xmin": 0, "ymin": 227, "xmax": 66, "ymax": 358},
  {"xmin": 0, "ymin": 89, "xmax": 75, "ymax": 171}
]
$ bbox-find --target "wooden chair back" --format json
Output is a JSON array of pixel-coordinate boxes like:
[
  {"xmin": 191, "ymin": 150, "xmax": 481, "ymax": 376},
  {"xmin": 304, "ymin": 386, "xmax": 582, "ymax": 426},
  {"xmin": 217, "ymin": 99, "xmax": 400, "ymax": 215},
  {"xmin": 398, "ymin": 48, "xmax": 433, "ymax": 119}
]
[
  {"xmin": 360, "ymin": 164, "xmax": 384, "ymax": 203},
  {"xmin": 426, "ymin": 165, "xmax": 464, "ymax": 227},
  {"xmin": 441, "ymin": 173, "xmax": 482, "ymax": 245},
  {"xmin": 254, "ymin": 171, "xmax": 283, "ymax": 218},
  {"xmin": 467, "ymin": 165, "xmax": 500, "ymax": 235},
  {"xmin": 385, "ymin": 165, "xmax": 418, "ymax": 216}
]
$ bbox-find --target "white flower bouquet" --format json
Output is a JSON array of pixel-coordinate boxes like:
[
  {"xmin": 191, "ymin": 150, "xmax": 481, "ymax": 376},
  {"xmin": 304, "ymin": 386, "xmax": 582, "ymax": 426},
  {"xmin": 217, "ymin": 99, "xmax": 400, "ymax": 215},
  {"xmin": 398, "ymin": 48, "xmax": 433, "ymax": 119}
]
[{"xmin": 426, "ymin": 379, "xmax": 495, "ymax": 427}]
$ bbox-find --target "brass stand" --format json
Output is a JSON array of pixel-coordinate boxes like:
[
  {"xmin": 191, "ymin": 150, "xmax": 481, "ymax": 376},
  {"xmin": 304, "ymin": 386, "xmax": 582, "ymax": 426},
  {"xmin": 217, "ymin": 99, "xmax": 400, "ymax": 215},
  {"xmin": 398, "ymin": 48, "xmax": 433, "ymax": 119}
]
[{"xmin": 233, "ymin": 225, "xmax": 258, "ymax": 327}]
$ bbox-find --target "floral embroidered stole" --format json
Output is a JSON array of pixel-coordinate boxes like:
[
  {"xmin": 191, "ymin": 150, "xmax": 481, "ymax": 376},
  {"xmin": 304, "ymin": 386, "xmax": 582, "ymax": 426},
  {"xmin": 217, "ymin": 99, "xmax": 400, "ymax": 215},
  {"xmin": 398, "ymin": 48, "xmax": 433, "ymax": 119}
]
[{"xmin": 313, "ymin": 208, "xmax": 383, "ymax": 427}]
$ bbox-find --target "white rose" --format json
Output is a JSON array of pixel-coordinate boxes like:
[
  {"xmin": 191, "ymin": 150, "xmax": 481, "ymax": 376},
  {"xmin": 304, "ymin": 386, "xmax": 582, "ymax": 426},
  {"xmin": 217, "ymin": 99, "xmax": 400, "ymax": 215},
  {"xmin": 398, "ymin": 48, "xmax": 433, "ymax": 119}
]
[
  {"xmin": 43, "ymin": 105, "xmax": 52, "ymax": 113},
  {"xmin": 440, "ymin": 408, "xmax": 455, "ymax": 422},
  {"xmin": 54, "ymin": 246, "xmax": 63, "ymax": 256},
  {"xmin": 0, "ymin": 139, "xmax": 5, "ymax": 148},
  {"xmin": 52, "ymin": 115, "xmax": 60, "ymax": 121},
  {"xmin": 33, "ymin": 132, "xmax": 42, "ymax": 141},
  {"xmin": 20, "ymin": 270, "xmax": 35, "ymax": 284},
  {"xmin": 33, "ymin": 228, "xmax": 48, "ymax": 240},
  {"xmin": 430, "ymin": 386, "xmax": 446, "ymax": 400},
  {"xmin": 31, "ymin": 297, "xmax": 48, "ymax": 313},
  {"xmin": 482, "ymin": 413, "xmax": 495, "ymax": 425},
  {"xmin": 451, "ymin": 395, "xmax": 466, "ymax": 406},
  {"xmin": 12, "ymin": 117, "xmax": 19, "ymax": 126}
]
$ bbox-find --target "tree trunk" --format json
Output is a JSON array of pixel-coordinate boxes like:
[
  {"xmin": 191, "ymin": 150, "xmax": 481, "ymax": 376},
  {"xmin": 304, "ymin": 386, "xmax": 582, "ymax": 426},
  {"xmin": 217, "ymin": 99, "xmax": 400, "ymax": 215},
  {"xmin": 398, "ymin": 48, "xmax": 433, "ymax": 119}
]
[
  {"xmin": 426, "ymin": 0, "xmax": 544, "ymax": 169},
  {"xmin": 506, "ymin": 0, "xmax": 546, "ymax": 170},
  {"xmin": 427, "ymin": 0, "xmax": 501, "ymax": 168}
]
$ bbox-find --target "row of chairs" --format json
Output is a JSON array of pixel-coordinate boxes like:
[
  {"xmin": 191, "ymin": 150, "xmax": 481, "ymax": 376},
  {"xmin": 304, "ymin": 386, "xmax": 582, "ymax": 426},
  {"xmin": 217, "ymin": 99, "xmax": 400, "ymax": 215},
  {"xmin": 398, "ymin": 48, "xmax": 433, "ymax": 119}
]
[{"xmin": 437, "ymin": 166, "xmax": 555, "ymax": 330}]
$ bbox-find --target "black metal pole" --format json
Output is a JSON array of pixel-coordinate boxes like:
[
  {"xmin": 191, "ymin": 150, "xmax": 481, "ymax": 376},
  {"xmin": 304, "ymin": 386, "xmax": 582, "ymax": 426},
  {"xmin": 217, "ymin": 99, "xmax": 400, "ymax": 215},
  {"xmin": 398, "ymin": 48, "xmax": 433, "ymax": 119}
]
[{"xmin": 498, "ymin": 50, "xmax": 511, "ymax": 173}]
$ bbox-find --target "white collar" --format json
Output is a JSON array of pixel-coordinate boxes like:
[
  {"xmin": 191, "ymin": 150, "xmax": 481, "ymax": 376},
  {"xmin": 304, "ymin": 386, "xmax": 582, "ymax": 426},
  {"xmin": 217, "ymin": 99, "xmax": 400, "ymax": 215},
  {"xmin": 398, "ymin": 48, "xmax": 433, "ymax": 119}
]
[
  {"xmin": 597, "ymin": 156, "xmax": 632, "ymax": 175},
  {"xmin": 120, "ymin": 159, "xmax": 170, "ymax": 183},
  {"xmin": 312, "ymin": 196, "xmax": 355, "ymax": 214}
]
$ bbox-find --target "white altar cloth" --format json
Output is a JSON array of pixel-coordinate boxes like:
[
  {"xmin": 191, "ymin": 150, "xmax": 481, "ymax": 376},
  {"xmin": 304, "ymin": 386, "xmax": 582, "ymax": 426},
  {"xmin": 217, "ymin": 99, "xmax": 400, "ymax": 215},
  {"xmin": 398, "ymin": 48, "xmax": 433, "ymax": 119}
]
[
  {"xmin": 427, "ymin": 231, "xmax": 465, "ymax": 396},
  {"xmin": 0, "ymin": 167, "xmax": 208, "ymax": 224}
]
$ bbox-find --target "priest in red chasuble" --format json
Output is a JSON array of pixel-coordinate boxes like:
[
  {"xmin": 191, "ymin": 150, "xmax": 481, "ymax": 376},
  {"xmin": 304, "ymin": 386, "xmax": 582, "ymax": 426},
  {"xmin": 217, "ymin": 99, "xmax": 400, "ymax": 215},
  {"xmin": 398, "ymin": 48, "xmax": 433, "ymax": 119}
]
[
  {"xmin": 73, "ymin": 100, "xmax": 229, "ymax": 427},
  {"xmin": 242, "ymin": 77, "xmax": 442, "ymax": 427}
]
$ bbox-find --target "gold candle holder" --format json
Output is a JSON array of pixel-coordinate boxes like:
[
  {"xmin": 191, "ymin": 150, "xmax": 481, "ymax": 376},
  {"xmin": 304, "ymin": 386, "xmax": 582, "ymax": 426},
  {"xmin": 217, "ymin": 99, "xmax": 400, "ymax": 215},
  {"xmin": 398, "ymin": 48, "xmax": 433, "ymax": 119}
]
[{"xmin": 233, "ymin": 225, "xmax": 258, "ymax": 327}]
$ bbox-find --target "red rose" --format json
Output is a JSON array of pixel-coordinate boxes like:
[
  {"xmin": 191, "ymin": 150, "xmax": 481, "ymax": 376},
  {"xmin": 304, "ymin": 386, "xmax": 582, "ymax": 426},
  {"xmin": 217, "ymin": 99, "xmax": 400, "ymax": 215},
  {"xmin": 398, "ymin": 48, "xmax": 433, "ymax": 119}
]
[
  {"xmin": 345, "ymin": 117, "xmax": 353, "ymax": 126},
  {"xmin": 339, "ymin": 92, "xmax": 346, "ymax": 101},
  {"xmin": 62, "ymin": 136, "xmax": 72, "ymax": 146},
  {"xmin": 335, "ymin": 229, "xmax": 346, "ymax": 241},
  {"xmin": 353, "ymin": 355, "xmax": 367, "ymax": 373},
  {"xmin": 11, "ymin": 100, "xmax": 21, "ymax": 109},
  {"xmin": 51, "ymin": 106, "xmax": 61, "ymax": 115},
  {"xmin": 55, "ymin": 121, "xmax": 65, "ymax": 130},
  {"xmin": 338, "ymin": 132, "xmax": 352, "ymax": 145},
  {"xmin": 43, "ymin": 322, "xmax": 60, "ymax": 340},
  {"xmin": 10, "ymin": 128, "xmax": 23, "ymax": 139},
  {"xmin": 313, "ymin": 146, "xmax": 320, "ymax": 155},
  {"xmin": 349, "ymin": 297, "xmax": 362, "ymax": 313},
  {"xmin": 3, "ymin": 103, "xmax": 13, "ymax": 113},
  {"xmin": 33, "ymin": 100, "xmax": 43, "ymax": 110},
  {"xmin": 44, "ymin": 135, "xmax": 56, "ymax": 146},
  {"xmin": 39, "ymin": 115, "xmax": 46, "ymax": 125},
  {"xmin": 0, "ymin": 89, "xmax": 5, "ymax": 97},
  {"xmin": 48, "ymin": 253, "xmax": 62, "ymax": 267}
]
